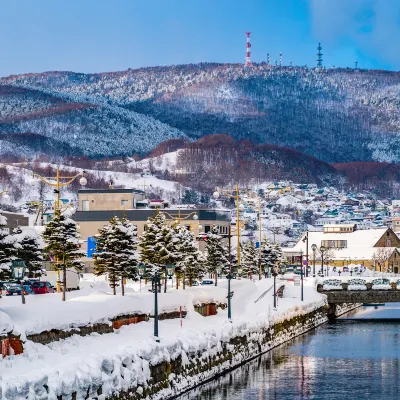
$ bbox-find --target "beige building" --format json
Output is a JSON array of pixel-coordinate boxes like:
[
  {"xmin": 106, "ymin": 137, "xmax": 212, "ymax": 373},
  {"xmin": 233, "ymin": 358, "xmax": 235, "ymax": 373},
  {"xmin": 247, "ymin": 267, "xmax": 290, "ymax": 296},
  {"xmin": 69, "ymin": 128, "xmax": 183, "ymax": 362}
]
[{"xmin": 75, "ymin": 189, "xmax": 231, "ymax": 272}]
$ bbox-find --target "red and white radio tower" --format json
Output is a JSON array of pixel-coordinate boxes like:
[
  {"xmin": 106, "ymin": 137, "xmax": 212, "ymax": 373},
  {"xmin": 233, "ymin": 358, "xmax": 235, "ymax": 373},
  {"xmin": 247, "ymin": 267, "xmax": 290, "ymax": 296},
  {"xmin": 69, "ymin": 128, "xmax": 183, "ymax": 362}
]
[{"xmin": 245, "ymin": 32, "xmax": 252, "ymax": 66}]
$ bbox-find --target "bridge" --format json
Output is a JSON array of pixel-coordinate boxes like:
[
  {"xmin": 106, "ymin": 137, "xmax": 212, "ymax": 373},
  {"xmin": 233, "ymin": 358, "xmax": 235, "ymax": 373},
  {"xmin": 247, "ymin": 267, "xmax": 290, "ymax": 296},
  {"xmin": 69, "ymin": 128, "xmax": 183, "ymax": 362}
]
[{"xmin": 317, "ymin": 278, "xmax": 400, "ymax": 306}]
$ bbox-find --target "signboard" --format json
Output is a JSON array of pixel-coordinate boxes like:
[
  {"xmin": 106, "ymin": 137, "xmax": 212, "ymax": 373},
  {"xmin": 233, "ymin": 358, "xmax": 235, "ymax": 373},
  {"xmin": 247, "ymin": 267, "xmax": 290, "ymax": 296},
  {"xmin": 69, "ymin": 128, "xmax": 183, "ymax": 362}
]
[
  {"xmin": 256, "ymin": 241, "xmax": 260, "ymax": 249},
  {"xmin": 303, "ymin": 260, "xmax": 307, "ymax": 266},
  {"xmin": 87, "ymin": 237, "xmax": 97, "ymax": 258}
]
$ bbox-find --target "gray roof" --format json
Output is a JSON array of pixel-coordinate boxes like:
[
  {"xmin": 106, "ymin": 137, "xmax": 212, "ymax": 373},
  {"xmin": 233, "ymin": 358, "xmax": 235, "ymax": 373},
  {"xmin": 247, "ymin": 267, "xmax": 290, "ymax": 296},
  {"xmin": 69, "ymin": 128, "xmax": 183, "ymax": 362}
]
[
  {"xmin": 75, "ymin": 209, "xmax": 230, "ymax": 222},
  {"xmin": 78, "ymin": 188, "xmax": 145, "ymax": 195}
]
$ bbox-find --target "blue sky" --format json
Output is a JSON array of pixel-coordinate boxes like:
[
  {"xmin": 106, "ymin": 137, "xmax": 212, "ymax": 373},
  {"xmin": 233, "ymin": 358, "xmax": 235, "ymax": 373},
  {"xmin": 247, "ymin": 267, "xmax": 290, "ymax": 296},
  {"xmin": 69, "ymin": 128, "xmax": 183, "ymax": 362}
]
[{"xmin": 1, "ymin": 0, "xmax": 399, "ymax": 76}]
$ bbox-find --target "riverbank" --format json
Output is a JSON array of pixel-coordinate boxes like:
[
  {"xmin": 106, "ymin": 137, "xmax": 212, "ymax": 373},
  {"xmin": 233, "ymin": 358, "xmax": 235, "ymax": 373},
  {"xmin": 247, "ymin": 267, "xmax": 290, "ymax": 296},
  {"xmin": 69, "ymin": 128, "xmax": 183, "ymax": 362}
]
[
  {"xmin": 0, "ymin": 277, "xmax": 353, "ymax": 400},
  {"xmin": 178, "ymin": 303, "xmax": 400, "ymax": 400}
]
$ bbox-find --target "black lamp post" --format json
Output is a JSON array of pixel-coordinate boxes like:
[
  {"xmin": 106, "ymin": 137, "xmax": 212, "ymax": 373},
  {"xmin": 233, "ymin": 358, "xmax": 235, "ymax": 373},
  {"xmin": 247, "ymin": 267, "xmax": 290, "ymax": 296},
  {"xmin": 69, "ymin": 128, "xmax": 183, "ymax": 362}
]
[
  {"xmin": 138, "ymin": 262, "xmax": 172, "ymax": 342},
  {"xmin": 272, "ymin": 265, "xmax": 279, "ymax": 308},
  {"xmin": 227, "ymin": 265, "xmax": 237, "ymax": 320},
  {"xmin": 320, "ymin": 245, "xmax": 326, "ymax": 276},
  {"xmin": 11, "ymin": 259, "xmax": 26, "ymax": 305},
  {"xmin": 311, "ymin": 244, "xmax": 317, "ymax": 278},
  {"xmin": 300, "ymin": 251, "xmax": 304, "ymax": 301}
]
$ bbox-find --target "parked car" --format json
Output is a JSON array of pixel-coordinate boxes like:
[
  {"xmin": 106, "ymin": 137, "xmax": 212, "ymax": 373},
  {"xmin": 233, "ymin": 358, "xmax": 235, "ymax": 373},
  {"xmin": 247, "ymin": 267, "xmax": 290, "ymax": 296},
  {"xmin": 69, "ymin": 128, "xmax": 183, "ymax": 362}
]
[
  {"xmin": 201, "ymin": 280, "xmax": 214, "ymax": 285},
  {"xmin": 4, "ymin": 283, "xmax": 22, "ymax": 296},
  {"xmin": 22, "ymin": 285, "xmax": 36, "ymax": 295},
  {"xmin": 31, "ymin": 281, "xmax": 55, "ymax": 294},
  {"xmin": 343, "ymin": 267, "xmax": 349, "ymax": 272}
]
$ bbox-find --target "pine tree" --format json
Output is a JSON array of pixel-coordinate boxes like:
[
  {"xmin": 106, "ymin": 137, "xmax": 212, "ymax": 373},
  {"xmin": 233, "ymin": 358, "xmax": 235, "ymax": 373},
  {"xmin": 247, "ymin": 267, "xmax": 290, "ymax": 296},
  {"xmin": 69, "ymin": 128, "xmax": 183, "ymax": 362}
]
[
  {"xmin": 139, "ymin": 211, "xmax": 176, "ymax": 291},
  {"xmin": 93, "ymin": 216, "xmax": 139, "ymax": 295},
  {"xmin": 205, "ymin": 225, "xmax": 229, "ymax": 286},
  {"xmin": 0, "ymin": 214, "xmax": 13, "ymax": 281},
  {"xmin": 42, "ymin": 210, "xmax": 85, "ymax": 301},
  {"xmin": 172, "ymin": 224, "xmax": 205, "ymax": 288},
  {"xmin": 12, "ymin": 227, "xmax": 43, "ymax": 277},
  {"xmin": 260, "ymin": 237, "xmax": 284, "ymax": 276},
  {"xmin": 241, "ymin": 241, "xmax": 258, "ymax": 279}
]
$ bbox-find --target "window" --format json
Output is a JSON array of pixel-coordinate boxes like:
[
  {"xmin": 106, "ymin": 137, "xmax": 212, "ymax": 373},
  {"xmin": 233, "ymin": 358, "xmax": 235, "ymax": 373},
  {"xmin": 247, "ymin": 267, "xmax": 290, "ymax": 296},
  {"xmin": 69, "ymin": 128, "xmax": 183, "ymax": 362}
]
[
  {"xmin": 121, "ymin": 200, "xmax": 128, "ymax": 206},
  {"xmin": 321, "ymin": 240, "xmax": 347, "ymax": 249},
  {"xmin": 205, "ymin": 225, "xmax": 211, "ymax": 233},
  {"xmin": 386, "ymin": 239, "xmax": 391, "ymax": 247},
  {"xmin": 82, "ymin": 200, "xmax": 89, "ymax": 211}
]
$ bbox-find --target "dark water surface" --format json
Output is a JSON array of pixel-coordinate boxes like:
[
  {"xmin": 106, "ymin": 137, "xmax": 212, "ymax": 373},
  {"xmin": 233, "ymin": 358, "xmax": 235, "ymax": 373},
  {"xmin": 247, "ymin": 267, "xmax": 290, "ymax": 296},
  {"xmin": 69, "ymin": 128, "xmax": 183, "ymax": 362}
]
[{"xmin": 178, "ymin": 304, "xmax": 400, "ymax": 400}]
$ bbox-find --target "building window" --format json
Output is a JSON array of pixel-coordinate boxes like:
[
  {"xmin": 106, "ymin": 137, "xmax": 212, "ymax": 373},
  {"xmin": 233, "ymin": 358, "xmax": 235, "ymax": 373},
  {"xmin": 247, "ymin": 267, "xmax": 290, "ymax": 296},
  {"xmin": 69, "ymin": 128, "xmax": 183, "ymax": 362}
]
[
  {"xmin": 321, "ymin": 240, "xmax": 347, "ymax": 249},
  {"xmin": 121, "ymin": 200, "xmax": 128, "ymax": 206},
  {"xmin": 386, "ymin": 239, "xmax": 391, "ymax": 247},
  {"xmin": 205, "ymin": 225, "xmax": 211, "ymax": 233},
  {"xmin": 82, "ymin": 200, "xmax": 89, "ymax": 211}
]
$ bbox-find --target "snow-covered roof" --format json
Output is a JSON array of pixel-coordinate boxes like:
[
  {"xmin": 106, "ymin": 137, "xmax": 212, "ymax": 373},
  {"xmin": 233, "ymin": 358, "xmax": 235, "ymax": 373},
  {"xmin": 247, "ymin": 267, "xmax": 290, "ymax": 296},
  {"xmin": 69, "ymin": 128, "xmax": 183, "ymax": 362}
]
[{"xmin": 288, "ymin": 228, "xmax": 388, "ymax": 257}]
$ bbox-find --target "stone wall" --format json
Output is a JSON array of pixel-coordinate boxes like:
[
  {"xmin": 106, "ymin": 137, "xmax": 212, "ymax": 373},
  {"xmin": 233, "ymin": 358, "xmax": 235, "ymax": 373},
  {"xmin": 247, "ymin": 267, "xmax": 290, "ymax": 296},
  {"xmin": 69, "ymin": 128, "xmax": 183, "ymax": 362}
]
[{"xmin": 93, "ymin": 308, "xmax": 330, "ymax": 400}]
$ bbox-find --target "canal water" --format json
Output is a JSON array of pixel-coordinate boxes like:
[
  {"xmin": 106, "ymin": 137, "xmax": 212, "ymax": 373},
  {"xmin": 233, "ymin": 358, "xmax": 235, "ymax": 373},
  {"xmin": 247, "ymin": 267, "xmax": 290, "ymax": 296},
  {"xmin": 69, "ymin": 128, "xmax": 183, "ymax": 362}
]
[{"xmin": 178, "ymin": 304, "xmax": 400, "ymax": 400}]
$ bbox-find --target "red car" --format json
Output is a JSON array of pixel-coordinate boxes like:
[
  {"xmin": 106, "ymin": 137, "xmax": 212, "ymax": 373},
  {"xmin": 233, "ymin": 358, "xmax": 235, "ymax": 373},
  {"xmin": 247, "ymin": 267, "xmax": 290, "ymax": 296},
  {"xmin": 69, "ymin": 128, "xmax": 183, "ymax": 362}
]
[{"xmin": 31, "ymin": 281, "xmax": 55, "ymax": 294}]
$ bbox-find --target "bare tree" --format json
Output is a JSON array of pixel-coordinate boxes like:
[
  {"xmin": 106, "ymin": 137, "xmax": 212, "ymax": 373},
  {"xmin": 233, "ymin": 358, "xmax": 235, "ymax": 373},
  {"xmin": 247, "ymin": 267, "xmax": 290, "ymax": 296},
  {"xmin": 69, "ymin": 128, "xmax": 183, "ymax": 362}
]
[{"xmin": 372, "ymin": 248, "xmax": 392, "ymax": 272}]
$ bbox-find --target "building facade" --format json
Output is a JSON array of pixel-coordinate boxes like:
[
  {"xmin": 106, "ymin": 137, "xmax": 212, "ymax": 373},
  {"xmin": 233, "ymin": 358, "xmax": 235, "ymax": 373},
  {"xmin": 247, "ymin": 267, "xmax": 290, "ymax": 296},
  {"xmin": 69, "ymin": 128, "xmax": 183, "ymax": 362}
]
[{"xmin": 75, "ymin": 189, "xmax": 231, "ymax": 272}]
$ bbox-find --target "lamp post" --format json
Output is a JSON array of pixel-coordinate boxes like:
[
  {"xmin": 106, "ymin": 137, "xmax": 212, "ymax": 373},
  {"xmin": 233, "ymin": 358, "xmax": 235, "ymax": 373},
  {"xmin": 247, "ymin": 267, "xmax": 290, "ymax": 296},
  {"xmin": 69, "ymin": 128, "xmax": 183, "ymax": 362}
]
[
  {"xmin": 311, "ymin": 244, "xmax": 317, "ymax": 278},
  {"xmin": 227, "ymin": 264, "xmax": 237, "ymax": 320},
  {"xmin": 11, "ymin": 259, "xmax": 27, "ymax": 305},
  {"xmin": 138, "ymin": 263, "xmax": 168, "ymax": 342},
  {"xmin": 31, "ymin": 167, "xmax": 87, "ymax": 293},
  {"xmin": 300, "ymin": 250, "xmax": 304, "ymax": 301},
  {"xmin": 213, "ymin": 184, "xmax": 244, "ymax": 267},
  {"xmin": 320, "ymin": 245, "xmax": 326, "ymax": 277},
  {"xmin": 272, "ymin": 264, "xmax": 279, "ymax": 308},
  {"xmin": 302, "ymin": 231, "xmax": 309, "ymax": 277}
]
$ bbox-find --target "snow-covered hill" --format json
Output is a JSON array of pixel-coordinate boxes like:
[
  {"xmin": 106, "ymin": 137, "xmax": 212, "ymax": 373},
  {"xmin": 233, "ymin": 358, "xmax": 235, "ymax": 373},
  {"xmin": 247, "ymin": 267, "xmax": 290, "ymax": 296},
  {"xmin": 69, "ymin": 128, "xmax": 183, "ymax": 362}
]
[{"xmin": 1, "ymin": 64, "xmax": 400, "ymax": 162}]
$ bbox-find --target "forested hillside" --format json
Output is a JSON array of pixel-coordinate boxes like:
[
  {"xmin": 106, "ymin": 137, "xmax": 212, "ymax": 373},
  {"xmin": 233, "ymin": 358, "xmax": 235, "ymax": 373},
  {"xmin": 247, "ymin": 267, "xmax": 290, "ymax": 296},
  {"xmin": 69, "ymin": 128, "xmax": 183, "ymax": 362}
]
[{"xmin": 0, "ymin": 63, "xmax": 400, "ymax": 162}]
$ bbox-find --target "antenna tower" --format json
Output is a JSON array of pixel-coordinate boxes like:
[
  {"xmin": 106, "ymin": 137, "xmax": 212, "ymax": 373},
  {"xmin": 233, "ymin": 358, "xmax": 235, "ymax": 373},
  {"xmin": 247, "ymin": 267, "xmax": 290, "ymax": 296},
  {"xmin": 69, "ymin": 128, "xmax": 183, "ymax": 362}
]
[
  {"xmin": 355, "ymin": 61, "xmax": 358, "ymax": 69},
  {"xmin": 316, "ymin": 43, "xmax": 323, "ymax": 68},
  {"xmin": 245, "ymin": 32, "xmax": 252, "ymax": 66},
  {"xmin": 279, "ymin": 52, "xmax": 282, "ymax": 67},
  {"xmin": 267, "ymin": 53, "xmax": 270, "ymax": 65}
]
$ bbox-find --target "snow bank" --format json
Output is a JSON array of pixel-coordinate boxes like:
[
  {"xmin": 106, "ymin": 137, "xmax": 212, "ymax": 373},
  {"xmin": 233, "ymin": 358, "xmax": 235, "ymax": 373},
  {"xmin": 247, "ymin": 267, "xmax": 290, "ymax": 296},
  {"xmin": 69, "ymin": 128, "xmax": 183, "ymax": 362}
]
[{"xmin": 0, "ymin": 277, "xmax": 327, "ymax": 400}]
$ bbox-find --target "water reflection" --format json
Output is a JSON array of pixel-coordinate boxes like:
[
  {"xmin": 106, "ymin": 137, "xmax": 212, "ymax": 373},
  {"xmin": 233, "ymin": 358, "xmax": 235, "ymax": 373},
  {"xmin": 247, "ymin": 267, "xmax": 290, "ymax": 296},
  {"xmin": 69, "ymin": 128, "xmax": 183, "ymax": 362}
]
[{"xmin": 178, "ymin": 304, "xmax": 400, "ymax": 399}]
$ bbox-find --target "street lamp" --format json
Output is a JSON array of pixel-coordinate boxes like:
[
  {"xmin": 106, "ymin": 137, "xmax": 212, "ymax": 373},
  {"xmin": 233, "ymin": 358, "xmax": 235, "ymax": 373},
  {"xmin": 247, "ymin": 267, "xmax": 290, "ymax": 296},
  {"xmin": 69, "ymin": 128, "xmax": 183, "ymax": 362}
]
[
  {"xmin": 227, "ymin": 264, "xmax": 237, "ymax": 320},
  {"xmin": 272, "ymin": 264, "xmax": 279, "ymax": 308},
  {"xmin": 11, "ymin": 259, "xmax": 27, "ymax": 305},
  {"xmin": 319, "ymin": 245, "xmax": 326, "ymax": 277},
  {"xmin": 138, "ymin": 262, "xmax": 162, "ymax": 342},
  {"xmin": 166, "ymin": 263, "xmax": 175, "ymax": 289},
  {"xmin": 215, "ymin": 265, "xmax": 221, "ymax": 286},
  {"xmin": 311, "ymin": 244, "xmax": 317, "ymax": 278},
  {"xmin": 300, "ymin": 250, "xmax": 304, "ymax": 301},
  {"xmin": 31, "ymin": 168, "xmax": 87, "ymax": 293},
  {"xmin": 31, "ymin": 168, "xmax": 87, "ymax": 211}
]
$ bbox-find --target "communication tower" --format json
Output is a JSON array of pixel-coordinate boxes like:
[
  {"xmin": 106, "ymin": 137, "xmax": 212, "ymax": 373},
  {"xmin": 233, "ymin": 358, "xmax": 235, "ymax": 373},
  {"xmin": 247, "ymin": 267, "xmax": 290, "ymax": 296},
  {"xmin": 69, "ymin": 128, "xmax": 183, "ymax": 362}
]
[
  {"xmin": 316, "ymin": 43, "xmax": 323, "ymax": 68},
  {"xmin": 245, "ymin": 32, "xmax": 252, "ymax": 66}
]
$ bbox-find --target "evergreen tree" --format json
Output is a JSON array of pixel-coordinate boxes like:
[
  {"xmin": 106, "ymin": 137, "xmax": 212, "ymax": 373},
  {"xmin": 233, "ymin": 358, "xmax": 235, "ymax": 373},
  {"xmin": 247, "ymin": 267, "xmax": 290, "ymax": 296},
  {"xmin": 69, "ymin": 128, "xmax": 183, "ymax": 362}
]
[
  {"xmin": 139, "ymin": 211, "xmax": 176, "ymax": 291},
  {"xmin": 0, "ymin": 214, "xmax": 13, "ymax": 281},
  {"xmin": 205, "ymin": 225, "xmax": 229, "ymax": 286},
  {"xmin": 42, "ymin": 210, "xmax": 85, "ymax": 301},
  {"xmin": 93, "ymin": 216, "xmax": 139, "ymax": 295},
  {"xmin": 12, "ymin": 227, "xmax": 43, "ymax": 277},
  {"xmin": 172, "ymin": 224, "xmax": 205, "ymax": 288},
  {"xmin": 182, "ymin": 189, "xmax": 199, "ymax": 204},
  {"xmin": 241, "ymin": 241, "xmax": 258, "ymax": 279},
  {"xmin": 260, "ymin": 237, "xmax": 284, "ymax": 276}
]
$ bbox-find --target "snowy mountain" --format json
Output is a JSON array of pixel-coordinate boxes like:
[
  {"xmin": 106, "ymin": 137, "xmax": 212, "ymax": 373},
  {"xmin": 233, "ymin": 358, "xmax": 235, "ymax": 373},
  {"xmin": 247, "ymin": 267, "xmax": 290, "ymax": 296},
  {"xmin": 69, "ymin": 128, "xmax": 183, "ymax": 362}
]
[{"xmin": 1, "ymin": 64, "xmax": 400, "ymax": 162}]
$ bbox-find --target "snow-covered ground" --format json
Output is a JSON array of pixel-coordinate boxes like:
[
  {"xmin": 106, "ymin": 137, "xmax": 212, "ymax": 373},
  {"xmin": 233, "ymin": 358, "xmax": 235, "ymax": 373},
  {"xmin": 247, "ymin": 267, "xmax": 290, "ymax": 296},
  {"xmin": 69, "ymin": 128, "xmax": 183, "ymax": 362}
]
[{"xmin": 0, "ymin": 275, "xmax": 325, "ymax": 398}]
